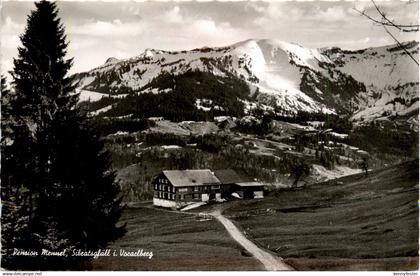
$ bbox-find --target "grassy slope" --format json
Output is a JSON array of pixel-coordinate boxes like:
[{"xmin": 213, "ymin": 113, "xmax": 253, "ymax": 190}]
[
  {"xmin": 92, "ymin": 204, "xmax": 263, "ymax": 270},
  {"xmin": 222, "ymin": 159, "xmax": 419, "ymax": 270}
]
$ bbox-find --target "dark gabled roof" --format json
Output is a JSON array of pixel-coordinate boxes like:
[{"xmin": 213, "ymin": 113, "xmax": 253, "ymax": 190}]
[
  {"xmin": 213, "ymin": 169, "xmax": 253, "ymax": 184},
  {"xmin": 163, "ymin": 169, "xmax": 220, "ymax": 187}
]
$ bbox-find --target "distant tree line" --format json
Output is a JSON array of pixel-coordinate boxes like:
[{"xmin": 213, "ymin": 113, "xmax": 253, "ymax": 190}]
[
  {"xmin": 300, "ymin": 67, "xmax": 366, "ymax": 114},
  {"xmin": 346, "ymin": 122, "xmax": 418, "ymax": 159}
]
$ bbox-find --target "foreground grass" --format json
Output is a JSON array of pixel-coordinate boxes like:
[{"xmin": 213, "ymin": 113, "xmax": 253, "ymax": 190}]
[
  {"xmin": 93, "ymin": 159, "xmax": 418, "ymax": 271},
  {"xmin": 93, "ymin": 205, "xmax": 263, "ymax": 270},
  {"xmin": 222, "ymin": 159, "xmax": 419, "ymax": 270}
]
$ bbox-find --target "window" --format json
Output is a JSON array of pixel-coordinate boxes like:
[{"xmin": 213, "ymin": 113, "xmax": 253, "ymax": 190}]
[
  {"xmin": 178, "ymin": 188, "xmax": 188, "ymax": 193},
  {"xmin": 154, "ymin": 184, "xmax": 157, "ymax": 190},
  {"xmin": 194, "ymin": 186, "xmax": 199, "ymax": 192}
]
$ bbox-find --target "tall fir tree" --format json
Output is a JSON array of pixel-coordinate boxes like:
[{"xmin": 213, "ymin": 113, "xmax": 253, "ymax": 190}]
[
  {"xmin": 1, "ymin": 74, "xmax": 34, "ymax": 269},
  {"xmin": 2, "ymin": 1, "xmax": 125, "ymax": 270}
]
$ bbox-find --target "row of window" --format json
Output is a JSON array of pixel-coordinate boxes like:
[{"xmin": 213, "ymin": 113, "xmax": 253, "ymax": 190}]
[
  {"xmin": 154, "ymin": 183, "xmax": 221, "ymax": 193},
  {"xmin": 156, "ymin": 192, "xmax": 175, "ymax": 200},
  {"xmin": 154, "ymin": 184, "xmax": 175, "ymax": 193},
  {"xmin": 180, "ymin": 185, "xmax": 220, "ymax": 193},
  {"xmin": 178, "ymin": 194, "xmax": 200, "ymax": 200},
  {"xmin": 158, "ymin": 178, "xmax": 169, "ymax": 184},
  {"xmin": 155, "ymin": 192, "xmax": 203, "ymax": 201},
  {"xmin": 192, "ymin": 185, "xmax": 220, "ymax": 192}
]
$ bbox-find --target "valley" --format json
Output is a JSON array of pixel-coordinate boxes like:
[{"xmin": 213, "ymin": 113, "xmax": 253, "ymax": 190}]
[
  {"xmin": 98, "ymin": 117, "xmax": 417, "ymax": 203},
  {"xmin": 72, "ymin": 40, "xmax": 418, "ymax": 205},
  {"xmin": 78, "ymin": 39, "xmax": 418, "ymax": 271}
]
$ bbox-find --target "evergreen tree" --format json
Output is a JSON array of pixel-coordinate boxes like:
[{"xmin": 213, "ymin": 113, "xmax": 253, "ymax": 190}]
[
  {"xmin": 1, "ymin": 75, "xmax": 34, "ymax": 269},
  {"xmin": 290, "ymin": 159, "xmax": 311, "ymax": 188},
  {"xmin": 2, "ymin": 1, "xmax": 125, "ymax": 270},
  {"xmin": 360, "ymin": 157, "xmax": 369, "ymax": 177}
]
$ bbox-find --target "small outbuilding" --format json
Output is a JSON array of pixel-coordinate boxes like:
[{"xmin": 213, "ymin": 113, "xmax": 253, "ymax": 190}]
[
  {"xmin": 234, "ymin": 182, "xmax": 264, "ymax": 199},
  {"xmin": 214, "ymin": 169, "xmax": 264, "ymax": 199}
]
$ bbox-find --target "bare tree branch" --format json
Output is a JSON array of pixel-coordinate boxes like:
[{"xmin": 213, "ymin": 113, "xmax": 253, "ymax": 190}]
[
  {"xmin": 382, "ymin": 25, "xmax": 419, "ymax": 66},
  {"xmin": 353, "ymin": 0, "xmax": 419, "ymax": 32},
  {"xmin": 370, "ymin": 0, "xmax": 419, "ymax": 32},
  {"xmin": 353, "ymin": 0, "xmax": 419, "ymax": 66}
]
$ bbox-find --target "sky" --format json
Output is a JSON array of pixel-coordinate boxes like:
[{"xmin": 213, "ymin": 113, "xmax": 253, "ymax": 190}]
[{"xmin": 1, "ymin": 0, "xmax": 418, "ymax": 75}]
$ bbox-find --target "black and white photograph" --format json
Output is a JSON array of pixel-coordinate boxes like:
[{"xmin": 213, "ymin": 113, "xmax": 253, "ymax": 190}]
[{"xmin": 0, "ymin": 0, "xmax": 419, "ymax": 272}]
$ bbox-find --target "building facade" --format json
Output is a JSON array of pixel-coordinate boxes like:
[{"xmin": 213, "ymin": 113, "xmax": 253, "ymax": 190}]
[
  {"xmin": 153, "ymin": 169, "xmax": 222, "ymax": 209},
  {"xmin": 153, "ymin": 169, "xmax": 264, "ymax": 209}
]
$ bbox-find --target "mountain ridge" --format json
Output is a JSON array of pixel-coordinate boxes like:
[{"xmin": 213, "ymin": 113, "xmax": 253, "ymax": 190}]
[{"xmin": 72, "ymin": 39, "xmax": 419, "ymax": 120}]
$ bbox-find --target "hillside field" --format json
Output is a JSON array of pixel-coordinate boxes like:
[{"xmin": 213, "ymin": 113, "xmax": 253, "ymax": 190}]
[
  {"xmin": 92, "ymin": 159, "xmax": 418, "ymax": 271},
  {"xmin": 92, "ymin": 204, "xmax": 262, "ymax": 270},
  {"xmin": 220, "ymin": 159, "xmax": 419, "ymax": 270}
]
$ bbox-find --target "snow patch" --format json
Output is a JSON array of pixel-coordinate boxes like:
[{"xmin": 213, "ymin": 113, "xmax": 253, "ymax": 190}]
[
  {"xmin": 110, "ymin": 131, "xmax": 130, "ymax": 136},
  {"xmin": 90, "ymin": 105, "xmax": 113, "ymax": 116},
  {"xmin": 312, "ymin": 165, "xmax": 362, "ymax": 182},
  {"xmin": 181, "ymin": 202, "xmax": 207, "ymax": 211},
  {"xmin": 78, "ymin": 89, "xmax": 127, "ymax": 103},
  {"xmin": 161, "ymin": 145, "xmax": 182, "ymax": 149},
  {"xmin": 195, "ymin": 98, "xmax": 213, "ymax": 112}
]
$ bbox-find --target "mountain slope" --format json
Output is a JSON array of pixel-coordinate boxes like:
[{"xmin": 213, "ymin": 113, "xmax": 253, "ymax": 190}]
[
  {"xmin": 321, "ymin": 41, "xmax": 419, "ymax": 120},
  {"xmin": 72, "ymin": 39, "xmax": 419, "ymax": 119}
]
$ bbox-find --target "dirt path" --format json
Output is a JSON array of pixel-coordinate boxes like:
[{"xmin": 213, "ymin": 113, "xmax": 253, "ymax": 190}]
[
  {"xmin": 209, "ymin": 210, "xmax": 294, "ymax": 271},
  {"xmin": 145, "ymin": 203, "xmax": 293, "ymax": 270}
]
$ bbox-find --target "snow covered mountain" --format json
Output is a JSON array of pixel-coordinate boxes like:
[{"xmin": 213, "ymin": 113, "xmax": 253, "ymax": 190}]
[
  {"xmin": 72, "ymin": 39, "xmax": 419, "ymax": 119},
  {"xmin": 322, "ymin": 41, "xmax": 419, "ymax": 120}
]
